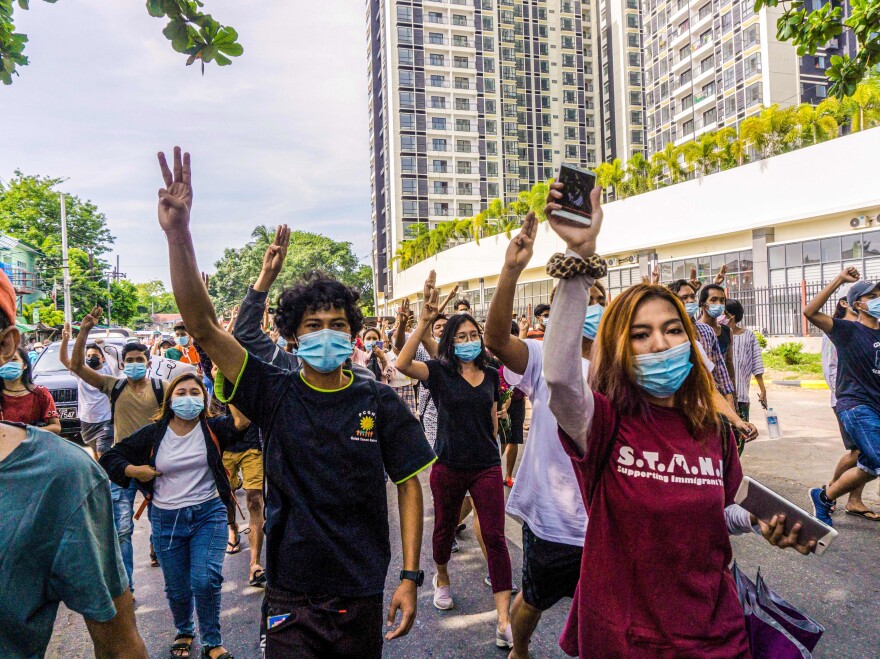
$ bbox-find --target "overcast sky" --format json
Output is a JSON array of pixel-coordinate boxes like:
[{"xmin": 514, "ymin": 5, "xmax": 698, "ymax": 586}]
[{"xmin": 0, "ymin": 1, "xmax": 371, "ymax": 286}]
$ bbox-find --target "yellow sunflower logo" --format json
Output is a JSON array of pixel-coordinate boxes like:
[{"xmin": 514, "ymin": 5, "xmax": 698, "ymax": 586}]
[{"xmin": 360, "ymin": 416, "xmax": 375, "ymax": 432}]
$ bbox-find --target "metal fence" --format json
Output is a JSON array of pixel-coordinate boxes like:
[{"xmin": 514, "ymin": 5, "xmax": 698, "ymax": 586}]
[{"xmin": 728, "ymin": 283, "xmax": 833, "ymax": 337}]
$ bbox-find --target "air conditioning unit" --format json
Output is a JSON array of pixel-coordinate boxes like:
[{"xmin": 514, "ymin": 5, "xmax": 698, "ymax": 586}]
[
  {"xmin": 607, "ymin": 257, "xmax": 619, "ymax": 267},
  {"xmin": 850, "ymin": 215, "xmax": 872, "ymax": 229}
]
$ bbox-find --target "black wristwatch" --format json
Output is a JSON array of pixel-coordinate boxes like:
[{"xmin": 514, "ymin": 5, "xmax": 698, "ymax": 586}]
[{"xmin": 400, "ymin": 570, "xmax": 425, "ymax": 587}]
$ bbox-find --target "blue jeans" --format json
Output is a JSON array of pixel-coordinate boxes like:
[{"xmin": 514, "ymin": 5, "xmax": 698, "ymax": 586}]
[
  {"xmin": 110, "ymin": 480, "xmax": 138, "ymax": 591},
  {"xmin": 150, "ymin": 497, "xmax": 227, "ymax": 647},
  {"xmin": 840, "ymin": 405, "xmax": 880, "ymax": 476}
]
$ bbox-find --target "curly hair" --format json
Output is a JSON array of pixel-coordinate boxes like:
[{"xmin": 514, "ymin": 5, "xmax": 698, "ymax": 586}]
[{"xmin": 274, "ymin": 270, "xmax": 364, "ymax": 339}]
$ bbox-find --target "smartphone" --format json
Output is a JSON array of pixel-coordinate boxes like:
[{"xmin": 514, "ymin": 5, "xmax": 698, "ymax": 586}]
[
  {"xmin": 554, "ymin": 163, "xmax": 597, "ymax": 225},
  {"xmin": 375, "ymin": 340, "xmax": 384, "ymax": 350},
  {"xmin": 734, "ymin": 476, "xmax": 838, "ymax": 556}
]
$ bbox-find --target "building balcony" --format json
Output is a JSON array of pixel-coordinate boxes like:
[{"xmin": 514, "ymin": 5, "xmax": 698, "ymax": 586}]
[{"xmin": 1, "ymin": 265, "xmax": 38, "ymax": 295}]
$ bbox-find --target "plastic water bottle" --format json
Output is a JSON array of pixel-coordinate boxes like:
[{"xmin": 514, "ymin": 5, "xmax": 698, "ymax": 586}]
[{"xmin": 764, "ymin": 407, "xmax": 782, "ymax": 439}]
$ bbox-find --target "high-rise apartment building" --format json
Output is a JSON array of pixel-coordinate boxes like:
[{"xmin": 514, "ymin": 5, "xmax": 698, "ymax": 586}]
[{"xmin": 366, "ymin": 0, "xmax": 602, "ymax": 304}]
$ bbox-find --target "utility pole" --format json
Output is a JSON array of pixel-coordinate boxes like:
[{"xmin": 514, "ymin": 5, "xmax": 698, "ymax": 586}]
[{"xmin": 59, "ymin": 194, "xmax": 73, "ymax": 324}]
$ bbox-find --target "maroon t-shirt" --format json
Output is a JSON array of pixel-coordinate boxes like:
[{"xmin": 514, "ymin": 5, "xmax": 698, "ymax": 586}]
[
  {"xmin": 558, "ymin": 392, "xmax": 749, "ymax": 658},
  {"xmin": 1, "ymin": 386, "xmax": 59, "ymax": 426}
]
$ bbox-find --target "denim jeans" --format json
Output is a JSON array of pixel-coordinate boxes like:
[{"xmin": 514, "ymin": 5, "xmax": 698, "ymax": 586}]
[
  {"xmin": 839, "ymin": 405, "xmax": 880, "ymax": 476},
  {"xmin": 110, "ymin": 480, "xmax": 138, "ymax": 591},
  {"xmin": 150, "ymin": 497, "xmax": 227, "ymax": 647}
]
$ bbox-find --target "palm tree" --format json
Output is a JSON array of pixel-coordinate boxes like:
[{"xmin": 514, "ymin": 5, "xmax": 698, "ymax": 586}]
[
  {"xmin": 595, "ymin": 158, "xmax": 627, "ymax": 199},
  {"xmin": 625, "ymin": 152, "xmax": 651, "ymax": 195},
  {"xmin": 739, "ymin": 113, "xmax": 771, "ymax": 159},
  {"xmin": 491, "ymin": 216, "xmax": 521, "ymax": 238},
  {"xmin": 681, "ymin": 132, "xmax": 719, "ymax": 176},
  {"xmin": 527, "ymin": 181, "xmax": 551, "ymax": 220},
  {"xmin": 843, "ymin": 75, "xmax": 880, "ymax": 132},
  {"xmin": 471, "ymin": 198, "xmax": 505, "ymax": 244},
  {"xmin": 715, "ymin": 127, "xmax": 746, "ymax": 170},
  {"xmin": 651, "ymin": 143, "xmax": 686, "ymax": 184},
  {"xmin": 795, "ymin": 102, "xmax": 839, "ymax": 146},
  {"xmin": 453, "ymin": 218, "xmax": 472, "ymax": 241},
  {"xmin": 250, "ymin": 225, "xmax": 274, "ymax": 244}
]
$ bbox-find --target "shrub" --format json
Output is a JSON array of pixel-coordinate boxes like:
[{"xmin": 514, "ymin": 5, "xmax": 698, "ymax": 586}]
[
  {"xmin": 754, "ymin": 331, "xmax": 767, "ymax": 349},
  {"xmin": 771, "ymin": 342, "xmax": 804, "ymax": 365}
]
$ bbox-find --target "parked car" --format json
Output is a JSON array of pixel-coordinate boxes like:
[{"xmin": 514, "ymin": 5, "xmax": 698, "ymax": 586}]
[{"xmin": 32, "ymin": 339, "xmax": 196, "ymax": 442}]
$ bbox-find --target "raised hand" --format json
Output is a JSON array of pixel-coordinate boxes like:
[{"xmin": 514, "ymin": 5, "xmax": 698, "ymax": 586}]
[
  {"xmin": 81, "ymin": 306, "xmax": 103, "ymax": 332},
  {"xmin": 201, "ymin": 272, "xmax": 210, "ymax": 290},
  {"xmin": 688, "ymin": 267, "xmax": 703, "ymax": 292},
  {"xmin": 421, "ymin": 287, "xmax": 440, "ymax": 322},
  {"xmin": 157, "ymin": 147, "xmax": 193, "ymax": 235},
  {"xmin": 651, "ymin": 263, "xmax": 660, "ymax": 285},
  {"xmin": 423, "ymin": 270, "xmax": 437, "ymax": 304},
  {"xmin": 518, "ymin": 315, "xmax": 530, "ymax": 334},
  {"xmin": 714, "ymin": 264, "xmax": 728, "ymax": 285},
  {"xmin": 545, "ymin": 184, "xmax": 603, "ymax": 260},
  {"xmin": 397, "ymin": 298, "xmax": 411, "ymax": 325},
  {"xmin": 438, "ymin": 285, "xmax": 460, "ymax": 314},
  {"xmin": 61, "ymin": 322, "xmax": 71, "ymax": 342},
  {"xmin": 839, "ymin": 267, "xmax": 860, "ymax": 283},
  {"xmin": 262, "ymin": 224, "xmax": 291, "ymax": 281},
  {"xmin": 504, "ymin": 211, "xmax": 539, "ymax": 272}
]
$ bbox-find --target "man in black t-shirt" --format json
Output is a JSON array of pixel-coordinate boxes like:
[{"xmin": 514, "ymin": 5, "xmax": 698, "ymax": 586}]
[
  {"xmin": 155, "ymin": 147, "xmax": 435, "ymax": 659},
  {"xmin": 805, "ymin": 268, "xmax": 880, "ymax": 526}
]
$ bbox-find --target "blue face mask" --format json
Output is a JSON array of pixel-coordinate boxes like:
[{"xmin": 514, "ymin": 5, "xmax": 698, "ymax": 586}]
[
  {"xmin": 706, "ymin": 304, "xmax": 725, "ymax": 318},
  {"xmin": 633, "ymin": 342, "xmax": 693, "ymax": 399},
  {"xmin": 178, "ymin": 336, "xmax": 190, "ymax": 346},
  {"xmin": 454, "ymin": 340, "xmax": 482, "ymax": 362},
  {"xmin": 582, "ymin": 304, "xmax": 605, "ymax": 340},
  {"xmin": 277, "ymin": 337, "xmax": 288, "ymax": 349},
  {"xmin": 865, "ymin": 298, "xmax": 880, "ymax": 319},
  {"xmin": 364, "ymin": 341, "xmax": 376, "ymax": 352},
  {"xmin": 684, "ymin": 302, "xmax": 700, "ymax": 317},
  {"xmin": 124, "ymin": 362, "xmax": 148, "ymax": 381},
  {"xmin": 294, "ymin": 329, "xmax": 353, "ymax": 373},
  {"xmin": 0, "ymin": 362, "xmax": 23, "ymax": 381},
  {"xmin": 171, "ymin": 395, "xmax": 205, "ymax": 421}
]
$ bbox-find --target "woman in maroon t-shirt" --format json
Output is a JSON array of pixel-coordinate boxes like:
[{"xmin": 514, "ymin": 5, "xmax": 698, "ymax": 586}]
[
  {"xmin": 541, "ymin": 183, "xmax": 813, "ymax": 658},
  {"xmin": 0, "ymin": 347, "xmax": 60, "ymax": 433}
]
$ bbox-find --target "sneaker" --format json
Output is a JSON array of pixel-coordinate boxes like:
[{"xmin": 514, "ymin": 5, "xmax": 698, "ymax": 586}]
[
  {"xmin": 432, "ymin": 574, "xmax": 454, "ymax": 610},
  {"xmin": 451, "ymin": 538, "xmax": 460, "ymax": 553},
  {"xmin": 495, "ymin": 623, "xmax": 514, "ymax": 649},
  {"xmin": 504, "ymin": 477, "xmax": 515, "ymax": 488},
  {"xmin": 810, "ymin": 487, "xmax": 834, "ymax": 527},
  {"xmin": 484, "ymin": 575, "xmax": 519, "ymax": 593}
]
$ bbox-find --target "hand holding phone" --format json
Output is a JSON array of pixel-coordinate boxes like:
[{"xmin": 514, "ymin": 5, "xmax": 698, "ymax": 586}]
[{"xmin": 553, "ymin": 164, "xmax": 597, "ymax": 226}]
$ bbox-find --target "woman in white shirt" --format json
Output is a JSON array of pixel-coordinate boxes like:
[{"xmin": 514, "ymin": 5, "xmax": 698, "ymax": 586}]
[{"xmin": 100, "ymin": 373, "xmax": 242, "ymax": 659}]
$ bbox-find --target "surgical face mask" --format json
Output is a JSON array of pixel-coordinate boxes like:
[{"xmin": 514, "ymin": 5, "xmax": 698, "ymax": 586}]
[
  {"xmin": 171, "ymin": 395, "xmax": 205, "ymax": 421},
  {"xmin": 124, "ymin": 362, "xmax": 148, "ymax": 381},
  {"xmin": 684, "ymin": 302, "xmax": 700, "ymax": 317},
  {"xmin": 454, "ymin": 340, "xmax": 482, "ymax": 362},
  {"xmin": 865, "ymin": 298, "xmax": 880, "ymax": 319},
  {"xmin": 178, "ymin": 335, "xmax": 190, "ymax": 346},
  {"xmin": 633, "ymin": 342, "xmax": 693, "ymax": 399},
  {"xmin": 364, "ymin": 340, "xmax": 376, "ymax": 352},
  {"xmin": 0, "ymin": 362, "xmax": 23, "ymax": 381},
  {"xmin": 706, "ymin": 304, "xmax": 725, "ymax": 319},
  {"xmin": 277, "ymin": 337, "xmax": 288, "ymax": 349},
  {"xmin": 582, "ymin": 304, "xmax": 605, "ymax": 340},
  {"xmin": 86, "ymin": 356, "xmax": 103, "ymax": 370},
  {"xmin": 294, "ymin": 329, "xmax": 353, "ymax": 373},
  {"xmin": 718, "ymin": 314, "xmax": 731, "ymax": 326},
  {"xmin": 538, "ymin": 316, "xmax": 548, "ymax": 327}
]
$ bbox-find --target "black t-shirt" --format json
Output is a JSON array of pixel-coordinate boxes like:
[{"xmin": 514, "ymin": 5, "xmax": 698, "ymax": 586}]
[
  {"xmin": 217, "ymin": 353, "xmax": 435, "ymax": 597},
  {"xmin": 424, "ymin": 360, "xmax": 501, "ymax": 470},
  {"xmin": 717, "ymin": 324, "xmax": 732, "ymax": 356},
  {"xmin": 827, "ymin": 318, "xmax": 880, "ymax": 414},
  {"xmin": 223, "ymin": 422, "xmax": 261, "ymax": 454}
]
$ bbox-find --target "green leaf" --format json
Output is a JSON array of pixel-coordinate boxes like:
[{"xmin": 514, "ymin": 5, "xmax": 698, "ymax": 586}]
[
  {"xmin": 146, "ymin": 0, "xmax": 165, "ymax": 18},
  {"xmin": 214, "ymin": 51, "xmax": 231, "ymax": 65}
]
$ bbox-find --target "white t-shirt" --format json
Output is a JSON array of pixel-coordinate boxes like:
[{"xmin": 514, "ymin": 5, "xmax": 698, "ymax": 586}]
[
  {"xmin": 505, "ymin": 339, "xmax": 590, "ymax": 547},
  {"xmin": 77, "ymin": 363, "xmax": 112, "ymax": 424},
  {"xmin": 152, "ymin": 424, "xmax": 218, "ymax": 510}
]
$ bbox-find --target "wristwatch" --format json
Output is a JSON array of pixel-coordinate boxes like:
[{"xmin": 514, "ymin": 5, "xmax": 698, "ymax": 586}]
[{"xmin": 400, "ymin": 570, "xmax": 425, "ymax": 587}]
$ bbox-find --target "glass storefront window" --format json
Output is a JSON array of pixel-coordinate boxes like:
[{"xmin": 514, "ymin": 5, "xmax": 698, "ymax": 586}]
[
  {"xmin": 802, "ymin": 240, "xmax": 821, "ymax": 264},
  {"xmin": 863, "ymin": 231, "xmax": 880, "ymax": 257},
  {"xmin": 820, "ymin": 237, "xmax": 841, "ymax": 262},
  {"xmin": 768, "ymin": 245, "xmax": 785, "ymax": 269},
  {"xmin": 785, "ymin": 243, "xmax": 802, "ymax": 267},
  {"xmin": 842, "ymin": 234, "xmax": 862, "ymax": 259}
]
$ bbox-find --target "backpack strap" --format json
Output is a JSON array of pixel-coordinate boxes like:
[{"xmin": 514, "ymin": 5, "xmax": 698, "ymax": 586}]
[
  {"xmin": 587, "ymin": 412, "xmax": 621, "ymax": 509},
  {"xmin": 151, "ymin": 378, "xmax": 164, "ymax": 407},
  {"xmin": 109, "ymin": 378, "xmax": 128, "ymax": 422}
]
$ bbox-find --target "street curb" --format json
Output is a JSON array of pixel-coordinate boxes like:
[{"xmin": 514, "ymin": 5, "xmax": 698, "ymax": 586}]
[{"xmin": 769, "ymin": 380, "xmax": 828, "ymax": 389}]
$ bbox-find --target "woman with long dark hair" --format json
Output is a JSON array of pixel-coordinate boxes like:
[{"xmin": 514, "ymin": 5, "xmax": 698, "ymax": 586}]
[
  {"xmin": 542, "ymin": 182, "xmax": 813, "ymax": 657},
  {"xmin": 1, "ymin": 347, "xmax": 60, "ymax": 433},
  {"xmin": 100, "ymin": 372, "xmax": 239, "ymax": 659},
  {"xmin": 396, "ymin": 290, "xmax": 513, "ymax": 649}
]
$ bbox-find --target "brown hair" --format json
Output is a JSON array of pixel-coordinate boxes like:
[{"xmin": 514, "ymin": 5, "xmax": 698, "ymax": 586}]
[
  {"xmin": 152, "ymin": 372, "xmax": 214, "ymax": 422},
  {"xmin": 589, "ymin": 283, "xmax": 717, "ymax": 437}
]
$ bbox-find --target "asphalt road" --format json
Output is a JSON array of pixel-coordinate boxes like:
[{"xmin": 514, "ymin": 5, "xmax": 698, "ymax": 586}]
[{"xmin": 47, "ymin": 386, "xmax": 879, "ymax": 658}]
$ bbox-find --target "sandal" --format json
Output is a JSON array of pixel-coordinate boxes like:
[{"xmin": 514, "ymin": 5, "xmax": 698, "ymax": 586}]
[
  {"xmin": 203, "ymin": 646, "xmax": 234, "ymax": 659},
  {"xmin": 150, "ymin": 545, "xmax": 159, "ymax": 567},
  {"xmin": 845, "ymin": 508, "xmax": 880, "ymax": 521},
  {"xmin": 249, "ymin": 568, "xmax": 267, "ymax": 588},
  {"xmin": 226, "ymin": 528, "xmax": 242, "ymax": 555},
  {"xmin": 169, "ymin": 634, "xmax": 193, "ymax": 658}
]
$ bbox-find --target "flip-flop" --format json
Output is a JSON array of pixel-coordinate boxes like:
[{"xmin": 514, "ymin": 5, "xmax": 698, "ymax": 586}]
[
  {"xmin": 226, "ymin": 539, "xmax": 242, "ymax": 555},
  {"xmin": 845, "ymin": 508, "xmax": 880, "ymax": 521},
  {"xmin": 249, "ymin": 568, "xmax": 267, "ymax": 588}
]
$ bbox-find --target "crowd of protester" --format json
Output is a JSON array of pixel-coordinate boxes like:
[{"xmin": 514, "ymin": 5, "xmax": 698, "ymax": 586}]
[{"xmin": 0, "ymin": 147, "xmax": 876, "ymax": 659}]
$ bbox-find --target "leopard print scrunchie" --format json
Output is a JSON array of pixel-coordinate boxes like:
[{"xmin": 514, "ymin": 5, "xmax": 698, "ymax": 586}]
[{"xmin": 546, "ymin": 252, "xmax": 608, "ymax": 280}]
